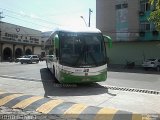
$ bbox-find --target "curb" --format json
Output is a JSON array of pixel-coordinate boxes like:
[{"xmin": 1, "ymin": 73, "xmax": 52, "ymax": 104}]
[{"xmin": 0, "ymin": 92, "xmax": 158, "ymax": 120}]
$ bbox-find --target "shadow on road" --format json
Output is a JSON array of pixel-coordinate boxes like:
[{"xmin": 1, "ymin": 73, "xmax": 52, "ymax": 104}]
[{"xmin": 40, "ymin": 68, "xmax": 115, "ymax": 97}]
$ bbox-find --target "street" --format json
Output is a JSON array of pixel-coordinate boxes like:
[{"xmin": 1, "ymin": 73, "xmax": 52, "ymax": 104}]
[
  {"xmin": 0, "ymin": 61, "xmax": 160, "ymax": 113},
  {"xmin": 0, "ymin": 61, "xmax": 160, "ymax": 91}
]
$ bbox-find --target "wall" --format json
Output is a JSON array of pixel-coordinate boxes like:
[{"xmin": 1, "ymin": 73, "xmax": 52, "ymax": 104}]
[
  {"xmin": 96, "ymin": 0, "xmax": 116, "ymax": 40},
  {"xmin": 34, "ymin": 47, "xmax": 42, "ymax": 55},
  {"xmin": 2, "ymin": 44, "xmax": 13, "ymax": 53},
  {"xmin": 106, "ymin": 41, "xmax": 160, "ymax": 65}
]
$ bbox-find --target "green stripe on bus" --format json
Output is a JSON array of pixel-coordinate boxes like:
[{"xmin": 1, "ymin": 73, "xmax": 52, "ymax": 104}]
[{"xmin": 59, "ymin": 71, "xmax": 107, "ymax": 83}]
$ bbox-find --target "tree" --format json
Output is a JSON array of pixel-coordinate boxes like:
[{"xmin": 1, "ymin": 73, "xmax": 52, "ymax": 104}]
[
  {"xmin": 149, "ymin": 0, "xmax": 160, "ymax": 8},
  {"xmin": 149, "ymin": 0, "xmax": 160, "ymax": 31}
]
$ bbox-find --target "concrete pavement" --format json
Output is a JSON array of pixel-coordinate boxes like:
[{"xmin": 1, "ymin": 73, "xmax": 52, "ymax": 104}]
[{"xmin": 0, "ymin": 76, "xmax": 160, "ymax": 114}]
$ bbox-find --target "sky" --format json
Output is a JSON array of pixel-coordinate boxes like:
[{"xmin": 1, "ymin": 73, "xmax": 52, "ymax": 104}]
[{"xmin": 0, "ymin": 0, "xmax": 96, "ymax": 32}]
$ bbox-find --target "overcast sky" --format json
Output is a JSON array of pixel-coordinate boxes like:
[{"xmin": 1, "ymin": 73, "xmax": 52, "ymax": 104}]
[{"xmin": 0, "ymin": 0, "xmax": 96, "ymax": 32}]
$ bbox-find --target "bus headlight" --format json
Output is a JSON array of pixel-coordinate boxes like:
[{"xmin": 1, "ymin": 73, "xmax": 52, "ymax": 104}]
[{"xmin": 62, "ymin": 69, "xmax": 73, "ymax": 74}]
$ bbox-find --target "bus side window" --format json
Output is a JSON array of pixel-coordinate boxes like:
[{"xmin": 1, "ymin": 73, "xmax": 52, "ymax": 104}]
[{"xmin": 54, "ymin": 34, "xmax": 60, "ymax": 58}]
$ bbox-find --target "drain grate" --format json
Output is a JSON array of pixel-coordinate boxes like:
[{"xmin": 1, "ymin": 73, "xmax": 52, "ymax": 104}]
[{"xmin": 103, "ymin": 85, "xmax": 160, "ymax": 95}]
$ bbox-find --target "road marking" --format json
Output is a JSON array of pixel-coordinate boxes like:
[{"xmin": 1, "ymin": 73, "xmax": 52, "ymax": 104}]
[
  {"xmin": 0, "ymin": 94, "xmax": 24, "ymax": 106},
  {"xmin": 0, "ymin": 75, "xmax": 41, "ymax": 82},
  {"xmin": 49, "ymin": 102, "xmax": 75, "ymax": 114},
  {"xmin": 63, "ymin": 103, "xmax": 88, "ymax": 119},
  {"xmin": 4, "ymin": 95, "xmax": 34, "ymax": 108},
  {"xmin": 94, "ymin": 107, "xmax": 118, "ymax": 120},
  {"xmin": 12, "ymin": 96, "xmax": 43, "ymax": 109},
  {"xmin": 132, "ymin": 114, "xmax": 143, "ymax": 120},
  {"xmin": 0, "ymin": 92, "xmax": 7, "ymax": 96},
  {"xmin": 0, "ymin": 92, "xmax": 157, "ymax": 120},
  {"xmin": 102, "ymin": 85, "xmax": 160, "ymax": 95},
  {"xmin": 78, "ymin": 106, "xmax": 102, "ymax": 120},
  {"xmin": 24, "ymin": 98, "xmax": 50, "ymax": 110},
  {"xmin": 36, "ymin": 99, "xmax": 64, "ymax": 114}
]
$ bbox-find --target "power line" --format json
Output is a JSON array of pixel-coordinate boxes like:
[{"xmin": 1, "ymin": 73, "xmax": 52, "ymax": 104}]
[
  {"xmin": 0, "ymin": 8, "xmax": 64, "ymax": 26},
  {"xmin": 5, "ymin": 14, "xmax": 53, "ymax": 29}
]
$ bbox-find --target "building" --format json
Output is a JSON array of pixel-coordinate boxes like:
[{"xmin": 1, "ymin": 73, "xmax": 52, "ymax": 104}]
[
  {"xmin": 96, "ymin": 0, "xmax": 160, "ymax": 65},
  {"xmin": 0, "ymin": 22, "xmax": 44, "ymax": 61}
]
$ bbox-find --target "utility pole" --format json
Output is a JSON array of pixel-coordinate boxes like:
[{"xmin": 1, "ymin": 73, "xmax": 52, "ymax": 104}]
[
  {"xmin": 0, "ymin": 12, "xmax": 4, "ymax": 39},
  {"xmin": 88, "ymin": 8, "xmax": 93, "ymax": 27},
  {"xmin": 0, "ymin": 12, "xmax": 4, "ymax": 41},
  {"xmin": 0, "ymin": 12, "xmax": 4, "ymax": 62}
]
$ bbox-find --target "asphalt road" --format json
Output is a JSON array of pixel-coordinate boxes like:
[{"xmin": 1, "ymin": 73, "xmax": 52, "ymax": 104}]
[
  {"xmin": 0, "ymin": 61, "xmax": 160, "ymax": 91},
  {"xmin": 0, "ymin": 61, "xmax": 160, "ymax": 113}
]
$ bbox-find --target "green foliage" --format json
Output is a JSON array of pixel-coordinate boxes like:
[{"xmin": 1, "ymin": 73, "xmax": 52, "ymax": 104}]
[
  {"xmin": 149, "ymin": 10, "xmax": 160, "ymax": 31},
  {"xmin": 149, "ymin": 0, "xmax": 160, "ymax": 31},
  {"xmin": 149, "ymin": 0, "xmax": 160, "ymax": 9}
]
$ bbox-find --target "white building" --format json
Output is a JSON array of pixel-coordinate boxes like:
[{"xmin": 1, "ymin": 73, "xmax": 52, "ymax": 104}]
[{"xmin": 0, "ymin": 22, "xmax": 45, "ymax": 61}]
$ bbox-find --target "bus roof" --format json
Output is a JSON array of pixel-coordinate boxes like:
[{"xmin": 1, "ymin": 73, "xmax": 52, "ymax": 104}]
[{"xmin": 52, "ymin": 27, "xmax": 102, "ymax": 33}]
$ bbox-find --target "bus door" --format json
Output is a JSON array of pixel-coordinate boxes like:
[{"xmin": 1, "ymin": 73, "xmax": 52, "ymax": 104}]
[{"xmin": 54, "ymin": 34, "xmax": 60, "ymax": 79}]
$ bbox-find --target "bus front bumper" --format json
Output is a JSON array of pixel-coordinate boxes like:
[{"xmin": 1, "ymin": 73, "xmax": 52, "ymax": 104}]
[{"xmin": 59, "ymin": 71, "xmax": 107, "ymax": 84}]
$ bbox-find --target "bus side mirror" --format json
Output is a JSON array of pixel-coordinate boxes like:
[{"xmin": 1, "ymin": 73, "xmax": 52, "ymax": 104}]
[{"xmin": 103, "ymin": 35, "xmax": 112, "ymax": 48}]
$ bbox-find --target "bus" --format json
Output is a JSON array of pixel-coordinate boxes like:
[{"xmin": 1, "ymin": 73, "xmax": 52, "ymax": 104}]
[{"xmin": 45, "ymin": 27, "xmax": 112, "ymax": 83}]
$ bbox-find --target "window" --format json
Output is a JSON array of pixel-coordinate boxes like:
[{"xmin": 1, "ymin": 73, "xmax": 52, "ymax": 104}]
[
  {"xmin": 122, "ymin": 3, "xmax": 128, "ymax": 8},
  {"xmin": 59, "ymin": 32, "xmax": 106, "ymax": 67},
  {"xmin": 140, "ymin": 22, "xmax": 151, "ymax": 31},
  {"xmin": 32, "ymin": 56, "xmax": 38, "ymax": 58},
  {"xmin": 116, "ymin": 4, "xmax": 121, "ymax": 9},
  {"xmin": 116, "ymin": 3, "xmax": 128, "ymax": 10},
  {"xmin": 140, "ymin": 3, "xmax": 145, "ymax": 12},
  {"xmin": 4, "ymin": 33, "xmax": 18, "ymax": 38},
  {"xmin": 146, "ymin": 2, "xmax": 150, "ymax": 11},
  {"xmin": 146, "ymin": 23, "xmax": 150, "ymax": 31},
  {"xmin": 140, "ymin": 0, "xmax": 150, "ymax": 12}
]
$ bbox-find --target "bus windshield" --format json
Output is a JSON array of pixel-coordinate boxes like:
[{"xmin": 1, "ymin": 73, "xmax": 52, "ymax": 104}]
[{"xmin": 59, "ymin": 32, "xmax": 107, "ymax": 67}]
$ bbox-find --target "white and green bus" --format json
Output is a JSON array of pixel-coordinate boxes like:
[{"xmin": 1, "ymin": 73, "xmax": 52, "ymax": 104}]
[{"xmin": 45, "ymin": 27, "xmax": 112, "ymax": 83}]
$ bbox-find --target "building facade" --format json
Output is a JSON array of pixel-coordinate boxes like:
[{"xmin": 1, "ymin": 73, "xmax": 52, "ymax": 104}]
[
  {"xmin": 96, "ymin": 0, "xmax": 160, "ymax": 65},
  {"xmin": 0, "ymin": 22, "xmax": 44, "ymax": 61}
]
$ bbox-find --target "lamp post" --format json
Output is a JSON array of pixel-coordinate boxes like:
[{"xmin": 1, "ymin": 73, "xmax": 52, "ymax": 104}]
[
  {"xmin": 80, "ymin": 8, "xmax": 93, "ymax": 27},
  {"xmin": 80, "ymin": 16, "xmax": 87, "ymax": 27}
]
